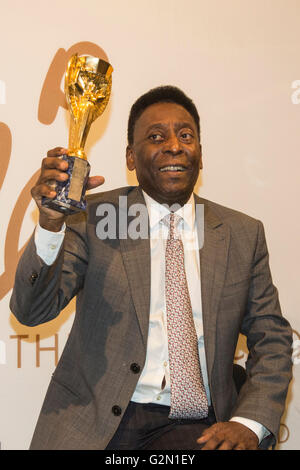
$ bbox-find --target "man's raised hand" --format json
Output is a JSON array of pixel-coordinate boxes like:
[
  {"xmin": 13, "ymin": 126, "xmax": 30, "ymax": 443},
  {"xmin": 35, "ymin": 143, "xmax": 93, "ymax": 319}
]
[{"xmin": 31, "ymin": 147, "xmax": 105, "ymax": 232}]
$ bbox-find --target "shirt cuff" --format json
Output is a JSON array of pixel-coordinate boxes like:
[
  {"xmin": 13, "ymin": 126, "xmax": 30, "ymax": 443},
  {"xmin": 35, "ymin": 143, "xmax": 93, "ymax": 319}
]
[
  {"xmin": 34, "ymin": 222, "xmax": 66, "ymax": 265},
  {"xmin": 230, "ymin": 416, "xmax": 270, "ymax": 444}
]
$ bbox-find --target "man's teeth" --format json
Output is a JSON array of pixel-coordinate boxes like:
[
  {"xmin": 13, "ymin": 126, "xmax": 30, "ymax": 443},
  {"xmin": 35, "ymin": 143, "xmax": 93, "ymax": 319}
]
[{"xmin": 159, "ymin": 166, "xmax": 185, "ymax": 172}]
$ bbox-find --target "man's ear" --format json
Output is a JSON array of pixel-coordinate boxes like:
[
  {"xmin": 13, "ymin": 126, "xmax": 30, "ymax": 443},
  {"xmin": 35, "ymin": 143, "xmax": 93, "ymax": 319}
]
[
  {"xmin": 126, "ymin": 145, "xmax": 136, "ymax": 171},
  {"xmin": 199, "ymin": 144, "xmax": 203, "ymax": 170}
]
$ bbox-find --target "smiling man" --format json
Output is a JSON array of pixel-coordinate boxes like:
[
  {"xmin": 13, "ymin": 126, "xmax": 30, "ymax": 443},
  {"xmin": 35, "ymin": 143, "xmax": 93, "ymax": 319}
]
[
  {"xmin": 10, "ymin": 86, "xmax": 292, "ymax": 450},
  {"xmin": 126, "ymin": 100, "xmax": 202, "ymax": 207}
]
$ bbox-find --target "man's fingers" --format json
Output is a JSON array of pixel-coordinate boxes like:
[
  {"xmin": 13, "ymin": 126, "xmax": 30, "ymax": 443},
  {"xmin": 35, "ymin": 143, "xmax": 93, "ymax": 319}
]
[
  {"xmin": 87, "ymin": 175, "xmax": 105, "ymax": 189},
  {"xmin": 31, "ymin": 183, "xmax": 57, "ymax": 200},
  {"xmin": 33, "ymin": 174, "xmax": 105, "ymax": 200},
  {"xmin": 197, "ymin": 429, "xmax": 218, "ymax": 449},
  {"xmin": 32, "ymin": 147, "xmax": 105, "ymax": 224},
  {"xmin": 42, "ymin": 148, "xmax": 69, "ymax": 173},
  {"xmin": 197, "ymin": 422, "xmax": 259, "ymax": 451},
  {"xmin": 200, "ymin": 436, "xmax": 222, "ymax": 450},
  {"xmin": 234, "ymin": 443, "xmax": 246, "ymax": 450},
  {"xmin": 42, "ymin": 156, "xmax": 69, "ymax": 171},
  {"xmin": 35, "ymin": 150, "xmax": 69, "ymax": 199},
  {"xmin": 197, "ymin": 426, "xmax": 215, "ymax": 443},
  {"xmin": 39, "ymin": 169, "xmax": 69, "ymax": 184},
  {"xmin": 217, "ymin": 439, "xmax": 235, "ymax": 450},
  {"xmin": 46, "ymin": 147, "xmax": 68, "ymax": 158},
  {"xmin": 197, "ymin": 434, "xmax": 210, "ymax": 444},
  {"xmin": 32, "ymin": 168, "xmax": 69, "ymax": 201}
]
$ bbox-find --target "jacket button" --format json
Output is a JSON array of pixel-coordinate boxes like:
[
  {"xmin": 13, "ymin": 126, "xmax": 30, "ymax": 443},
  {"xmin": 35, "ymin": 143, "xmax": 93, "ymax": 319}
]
[
  {"xmin": 112, "ymin": 405, "xmax": 122, "ymax": 416},
  {"xmin": 30, "ymin": 273, "xmax": 38, "ymax": 285},
  {"xmin": 130, "ymin": 363, "xmax": 140, "ymax": 374}
]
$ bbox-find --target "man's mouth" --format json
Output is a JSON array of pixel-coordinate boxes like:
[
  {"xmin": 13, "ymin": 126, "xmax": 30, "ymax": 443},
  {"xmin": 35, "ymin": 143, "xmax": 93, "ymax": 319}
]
[{"xmin": 159, "ymin": 165, "xmax": 187, "ymax": 172}]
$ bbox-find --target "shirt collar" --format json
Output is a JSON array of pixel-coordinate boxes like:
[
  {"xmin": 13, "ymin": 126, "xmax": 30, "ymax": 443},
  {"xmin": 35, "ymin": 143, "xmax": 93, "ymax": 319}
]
[{"xmin": 142, "ymin": 190, "xmax": 195, "ymax": 231}]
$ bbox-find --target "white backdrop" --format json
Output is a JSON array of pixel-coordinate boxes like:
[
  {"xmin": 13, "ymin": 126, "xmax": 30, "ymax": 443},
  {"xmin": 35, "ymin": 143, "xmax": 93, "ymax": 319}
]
[{"xmin": 0, "ymin": 0, "xmax": 299, "ymax": 450}]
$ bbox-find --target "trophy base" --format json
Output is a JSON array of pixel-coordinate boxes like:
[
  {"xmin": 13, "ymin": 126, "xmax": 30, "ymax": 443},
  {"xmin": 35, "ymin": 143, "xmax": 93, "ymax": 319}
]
[{"xmin": 42, "ymin": 154, "xmax": 90, "ymax": 215}]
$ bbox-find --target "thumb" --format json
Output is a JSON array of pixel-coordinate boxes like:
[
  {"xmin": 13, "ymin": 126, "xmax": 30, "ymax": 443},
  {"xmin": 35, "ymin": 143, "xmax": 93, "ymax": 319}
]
[{"xmin": 87, "ymin": 175, "xmax": 105, "ymax": 189}]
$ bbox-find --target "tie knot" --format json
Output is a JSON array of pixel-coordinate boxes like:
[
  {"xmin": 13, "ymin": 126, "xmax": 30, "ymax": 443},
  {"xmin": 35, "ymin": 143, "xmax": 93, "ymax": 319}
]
[{"xmin": 162, "ymin": 212, "xmax": 182, "ymax": 239}]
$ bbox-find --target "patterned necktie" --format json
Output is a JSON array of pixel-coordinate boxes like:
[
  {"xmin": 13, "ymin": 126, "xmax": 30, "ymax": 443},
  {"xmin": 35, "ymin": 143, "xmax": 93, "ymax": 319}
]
[{"xmin": 164, "ymin": 212, "xmax": 209, "ymax": 419}]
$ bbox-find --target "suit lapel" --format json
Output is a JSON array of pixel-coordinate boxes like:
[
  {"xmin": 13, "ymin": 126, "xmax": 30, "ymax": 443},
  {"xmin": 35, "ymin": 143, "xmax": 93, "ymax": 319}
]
[
  {"xmin": 195, "ymin": 195, "xmax": 230, "ymax": 379},
  {"xmin": 119, "ymin": 187, "xmax": 151, "ymax": 350},
  {"xmin": 119, "ymin": 189, "xmax": 231, "ymax": 368}
]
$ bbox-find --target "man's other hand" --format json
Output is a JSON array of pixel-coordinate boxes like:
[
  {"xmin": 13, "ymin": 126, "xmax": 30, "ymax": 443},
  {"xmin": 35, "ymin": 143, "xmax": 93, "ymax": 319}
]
[{"xmin": 197, "ymin": 421, "xmax": 259, "ymax": 450}]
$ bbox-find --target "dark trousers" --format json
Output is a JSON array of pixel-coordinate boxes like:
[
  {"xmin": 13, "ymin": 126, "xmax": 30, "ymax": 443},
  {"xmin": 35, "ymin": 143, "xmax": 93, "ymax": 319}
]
[{"xmin": 106, "ymin": 401, "xmax": 216, "ymax": 450}]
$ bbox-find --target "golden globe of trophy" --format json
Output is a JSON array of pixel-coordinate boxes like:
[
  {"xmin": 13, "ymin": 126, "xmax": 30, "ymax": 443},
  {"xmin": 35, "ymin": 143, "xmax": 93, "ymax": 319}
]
[{"xmin": 42, "ymin": 53, "xmax": 113, "ymax": 214}]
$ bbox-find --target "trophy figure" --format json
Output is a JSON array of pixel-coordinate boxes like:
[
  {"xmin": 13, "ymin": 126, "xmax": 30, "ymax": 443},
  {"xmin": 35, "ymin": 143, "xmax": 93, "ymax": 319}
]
[{"xmin": 42, "ymin": 54, "xmax": 113, "ymax": 214}]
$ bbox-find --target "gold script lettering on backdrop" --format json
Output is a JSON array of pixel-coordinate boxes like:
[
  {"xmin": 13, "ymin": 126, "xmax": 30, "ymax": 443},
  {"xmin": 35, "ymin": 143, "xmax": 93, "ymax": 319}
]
[
  {"xmin": 278, "ymin": 423, "xmax": 290, "ymax": 444},
  {"xmin": 9, "ymin": 334, "xmax": 59, "ymax": 368},
  {"xmin": 0, "ymin": 42, "xmax": 109, "ymax": 302},
  {"xmin": 0, "ymin": 123, "xmax": 11, "ymax": 192}
]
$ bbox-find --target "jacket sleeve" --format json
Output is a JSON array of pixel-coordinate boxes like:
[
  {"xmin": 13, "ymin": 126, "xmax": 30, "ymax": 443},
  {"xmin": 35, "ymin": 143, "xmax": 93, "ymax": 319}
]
[
  {"xmin": 9, "ymin": 212, "xmax": 88, "ymax": 326},
  {"xmin": 232, "ymin": 220, "xmax": 293, "ymax": 448}
]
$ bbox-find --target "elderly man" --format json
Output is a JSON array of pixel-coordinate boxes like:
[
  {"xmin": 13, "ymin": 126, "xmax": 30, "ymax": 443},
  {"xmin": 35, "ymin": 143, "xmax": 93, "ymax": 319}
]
[{"xmin": 10, "ymin": 86, "xmax": 292, "ymax": 450}]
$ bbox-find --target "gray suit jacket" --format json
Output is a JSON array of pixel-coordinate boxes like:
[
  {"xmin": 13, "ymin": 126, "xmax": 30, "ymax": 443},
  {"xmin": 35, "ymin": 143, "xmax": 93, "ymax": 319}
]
[{"xmin": 10, "ymin": 186, "xmax": 292, "ymax": 450}]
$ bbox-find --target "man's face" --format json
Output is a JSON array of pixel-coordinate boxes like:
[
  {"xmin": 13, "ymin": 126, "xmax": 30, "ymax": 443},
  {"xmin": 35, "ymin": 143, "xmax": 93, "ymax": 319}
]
[{"xmin": 126, "ymin": 102, "xmax": 202, "ymax": 206}]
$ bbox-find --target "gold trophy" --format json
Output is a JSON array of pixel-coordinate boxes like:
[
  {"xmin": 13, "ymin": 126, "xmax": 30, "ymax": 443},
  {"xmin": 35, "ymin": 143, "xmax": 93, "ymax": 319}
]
[{"xmin": 42, "ymin": 53, "xmax": 113, "ymax": 214}]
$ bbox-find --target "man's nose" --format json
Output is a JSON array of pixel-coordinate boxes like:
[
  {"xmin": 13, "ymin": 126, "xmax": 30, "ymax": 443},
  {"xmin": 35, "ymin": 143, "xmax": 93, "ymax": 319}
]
[{"xmin": 163, "ymin": 134, "xmax": 182, "ymax": 154}]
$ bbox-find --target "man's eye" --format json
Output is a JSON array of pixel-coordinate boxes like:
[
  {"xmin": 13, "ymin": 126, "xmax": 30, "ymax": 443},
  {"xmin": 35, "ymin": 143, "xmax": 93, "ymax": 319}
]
[
  {"xmin": 149, "ymin": 134, "xmax": 163, "ymax": 142},
  {"xmin": 180, "ymin": 132, "xmax": 193, "ymax": 140}
]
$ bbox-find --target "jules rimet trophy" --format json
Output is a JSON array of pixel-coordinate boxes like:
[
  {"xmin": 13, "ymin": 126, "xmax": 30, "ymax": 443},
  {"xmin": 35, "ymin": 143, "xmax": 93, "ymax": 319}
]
[{"xmin": 42, "ymin": 53, "xmax": 113, "ymax": 214}]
